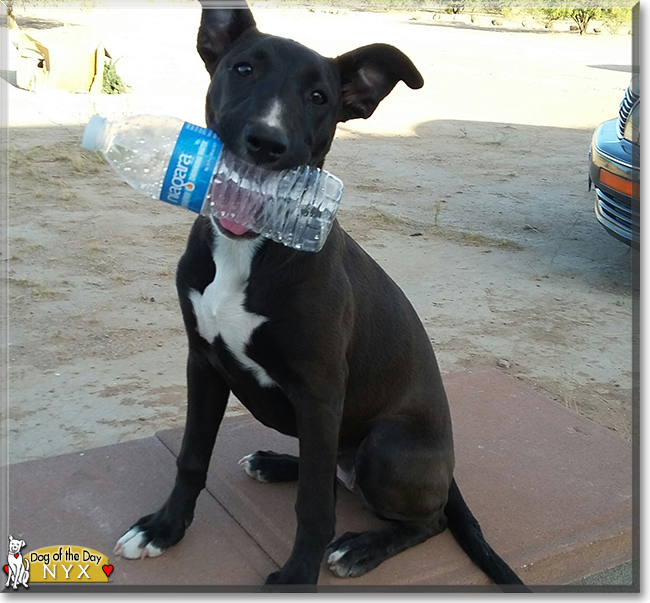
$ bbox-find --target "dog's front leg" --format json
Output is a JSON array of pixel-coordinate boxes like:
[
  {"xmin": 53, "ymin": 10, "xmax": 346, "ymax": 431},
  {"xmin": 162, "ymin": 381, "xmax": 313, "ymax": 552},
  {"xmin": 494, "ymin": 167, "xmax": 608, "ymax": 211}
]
[
  {"xmin": 264, "ymin": 392, "xmax": 342, "ymax": 587},
  {"xmin": 115, "ymin": 349, "xmax": 230, "ymax": 558}
]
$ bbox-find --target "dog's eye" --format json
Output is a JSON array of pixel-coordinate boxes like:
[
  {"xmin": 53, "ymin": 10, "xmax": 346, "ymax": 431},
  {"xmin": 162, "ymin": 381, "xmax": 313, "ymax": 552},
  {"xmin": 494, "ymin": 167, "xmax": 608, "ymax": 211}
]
[
  {"xmin": 310, "ymin": 90, "xmax": 327, "ymax": 105},
  {"xmin": 234, "ymin": 62, "xmax": 253, "ymax": 77}
]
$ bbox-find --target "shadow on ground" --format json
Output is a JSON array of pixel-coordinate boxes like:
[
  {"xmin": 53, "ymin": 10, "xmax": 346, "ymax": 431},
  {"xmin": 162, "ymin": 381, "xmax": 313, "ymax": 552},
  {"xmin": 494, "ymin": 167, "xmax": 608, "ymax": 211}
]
[
  {"xmin": 8, "ymin": 14, "xmax": 67, "ymax": 30},
  {"xmin": 406, "ymin": 18, "xmax": 578, "ymax": 37}
]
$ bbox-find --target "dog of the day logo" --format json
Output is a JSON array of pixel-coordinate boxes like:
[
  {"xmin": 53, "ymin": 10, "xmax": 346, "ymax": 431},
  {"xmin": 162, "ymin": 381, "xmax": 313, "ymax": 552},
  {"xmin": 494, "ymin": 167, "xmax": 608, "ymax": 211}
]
[
  {"xmin": 5, "ymin": 536, "xmax": 29, "ymax": 590},
  {"xmin": 4, "ymin": 539, "xmax": 113, "ymax": 586}
]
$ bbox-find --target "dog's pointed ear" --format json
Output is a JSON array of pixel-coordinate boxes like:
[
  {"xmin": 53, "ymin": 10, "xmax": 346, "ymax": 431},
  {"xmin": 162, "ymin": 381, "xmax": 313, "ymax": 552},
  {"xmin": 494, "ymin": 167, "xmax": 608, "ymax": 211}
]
[
  {"xmin": 197, "ymin": 1, "xmax": 257, "ymax": 76},
  {"xmin": 336, "ymin": 43, "xmax": 423, "ymax": 122}
]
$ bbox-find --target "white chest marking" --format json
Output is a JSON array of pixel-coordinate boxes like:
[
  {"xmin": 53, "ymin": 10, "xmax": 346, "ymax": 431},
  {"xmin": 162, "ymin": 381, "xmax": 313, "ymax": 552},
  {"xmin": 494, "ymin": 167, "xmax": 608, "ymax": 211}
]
[{"xmin": 189, "ymin": 226, "xmax": 276, "ymax": 388}]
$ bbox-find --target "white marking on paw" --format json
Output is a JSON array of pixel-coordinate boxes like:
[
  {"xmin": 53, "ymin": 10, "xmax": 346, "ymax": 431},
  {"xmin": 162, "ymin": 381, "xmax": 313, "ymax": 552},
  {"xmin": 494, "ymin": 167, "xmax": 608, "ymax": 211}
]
[
  {"xmin": 328, "ymin": 547, "xmax": 352, "ymax": 577},
  {"xmin": 238, "ymin": 453, "xmax": 268, "ymax": 482},
  {"xmin": 238, "ymin": 453, "xmax": 254, "ymax": 465},
  {"xmin": 114, "ymin": 527, "xmax": 146, "ymax": 559},
  {"xmin": 141, "ymin": 542, "xmax": 164, "ymax": 559},
  {"xmin": 114, "ymin": 528, "xmax": 164, "ymax": 560},
  {"xmin": 327, "ymin": 548, "xmax": 347, "ymax": 565}
]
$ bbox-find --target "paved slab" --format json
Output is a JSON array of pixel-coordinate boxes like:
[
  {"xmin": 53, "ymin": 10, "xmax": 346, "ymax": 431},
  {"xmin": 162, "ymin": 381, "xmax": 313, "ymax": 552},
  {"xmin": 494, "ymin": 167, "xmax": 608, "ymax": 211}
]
[
  {"xmin": 158, "ymin": 368, "xmax": 633, "ymax": 587},
  {"xmin": 7, "ymin": 436, "xmax": 276, "ymax": 589},
  {"xmin": 5, "ymin": 369, "xmax": 633, "ymax": 590}
]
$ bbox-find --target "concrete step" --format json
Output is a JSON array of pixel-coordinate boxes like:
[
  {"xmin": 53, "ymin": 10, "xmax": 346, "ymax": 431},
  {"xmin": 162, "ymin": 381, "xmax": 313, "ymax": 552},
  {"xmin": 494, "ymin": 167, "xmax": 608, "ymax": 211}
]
[{"xmin": 6, "ymin": 369, "xmax": 634, "ymax": 591}]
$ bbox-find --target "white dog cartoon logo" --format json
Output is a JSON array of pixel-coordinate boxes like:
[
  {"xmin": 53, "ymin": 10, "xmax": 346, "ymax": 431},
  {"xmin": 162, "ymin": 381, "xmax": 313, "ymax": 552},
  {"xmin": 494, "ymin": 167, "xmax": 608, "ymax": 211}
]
[{"xmin": 5, "ymin": 536, "xmax": 29, "ymax": 590}]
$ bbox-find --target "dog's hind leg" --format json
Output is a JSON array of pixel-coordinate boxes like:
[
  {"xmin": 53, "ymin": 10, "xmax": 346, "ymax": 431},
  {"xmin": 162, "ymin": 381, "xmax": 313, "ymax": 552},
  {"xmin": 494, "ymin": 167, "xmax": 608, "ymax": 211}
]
[
  {"xmin": 239, "ymin": 451, "xmax": 299, "ymax": 482},
  {"xmin": 326, "ymin": 417, "xmax": 452, "ymax": 578},
  {"xmin": 115, "ymin": 349, "xmax": 230, "ymax": 559}
]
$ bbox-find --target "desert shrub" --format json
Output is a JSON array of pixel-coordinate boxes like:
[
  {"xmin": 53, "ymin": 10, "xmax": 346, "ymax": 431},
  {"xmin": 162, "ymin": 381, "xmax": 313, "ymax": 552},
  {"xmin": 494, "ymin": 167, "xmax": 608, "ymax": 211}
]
[{"xmin": 102, "ymin": 59, "xmax": 129, "ymax": 95}]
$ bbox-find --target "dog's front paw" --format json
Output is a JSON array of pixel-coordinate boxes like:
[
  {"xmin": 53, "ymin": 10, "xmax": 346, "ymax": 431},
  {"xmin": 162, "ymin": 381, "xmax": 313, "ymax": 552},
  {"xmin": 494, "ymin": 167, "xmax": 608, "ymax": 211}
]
[{"xmin": 114, "ymin": 508, "xmax": 188, "ymax": 560}]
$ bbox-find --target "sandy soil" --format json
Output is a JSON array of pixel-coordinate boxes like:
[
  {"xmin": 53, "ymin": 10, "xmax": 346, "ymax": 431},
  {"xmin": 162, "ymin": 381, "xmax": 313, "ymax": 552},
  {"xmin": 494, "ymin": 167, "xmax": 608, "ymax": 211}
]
[{"xmin": 2, "ymin": 3, "xmax": 635, "ymax": 463}]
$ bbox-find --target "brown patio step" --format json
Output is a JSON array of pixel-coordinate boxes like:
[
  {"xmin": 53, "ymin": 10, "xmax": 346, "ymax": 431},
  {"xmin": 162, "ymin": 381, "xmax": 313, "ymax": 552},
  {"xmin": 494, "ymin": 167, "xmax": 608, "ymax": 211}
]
[
  {"xmin": 6, "ymin": 435, "xmax": 276, "ymax": 589},
  {"xmin": 157, "ymin": 368, "xmax": 633, "ymax": 587},
  {"xmin": 6, "ymin": 369, "xmax": 634, "ymax": 591}
]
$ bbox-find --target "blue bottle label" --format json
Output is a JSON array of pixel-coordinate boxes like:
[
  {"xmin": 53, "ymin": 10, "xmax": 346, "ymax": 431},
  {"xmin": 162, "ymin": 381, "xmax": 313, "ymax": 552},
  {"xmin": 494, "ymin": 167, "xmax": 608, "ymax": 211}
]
[{"xmin": 160, "ymin": 122, "xmax": 223, "ymax": 213}]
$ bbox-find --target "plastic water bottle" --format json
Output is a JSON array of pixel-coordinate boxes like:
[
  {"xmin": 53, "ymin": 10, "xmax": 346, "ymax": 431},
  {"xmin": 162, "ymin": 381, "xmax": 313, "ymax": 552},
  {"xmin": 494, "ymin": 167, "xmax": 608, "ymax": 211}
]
[{"xmin": 82, "ymin": 115, "xmax": 343, "ymax": 252}]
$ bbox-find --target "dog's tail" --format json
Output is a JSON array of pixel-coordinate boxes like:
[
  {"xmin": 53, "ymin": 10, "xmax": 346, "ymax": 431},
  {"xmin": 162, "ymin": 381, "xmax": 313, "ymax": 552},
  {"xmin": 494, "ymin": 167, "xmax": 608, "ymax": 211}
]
[{"xmin": 444, "ymin": 478, "xmax": 530, "ymax": 592}]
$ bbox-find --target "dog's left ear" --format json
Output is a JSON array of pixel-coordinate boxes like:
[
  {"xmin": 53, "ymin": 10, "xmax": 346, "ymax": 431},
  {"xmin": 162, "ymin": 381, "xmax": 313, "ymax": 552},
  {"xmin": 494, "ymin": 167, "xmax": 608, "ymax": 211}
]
[
  {"xmin": 197, "ymin": 0, "xmax": 257, "ymax": 76},
  {"xmin": 336, "ymin": 43, "xmax": 423, "ymax": 122}
]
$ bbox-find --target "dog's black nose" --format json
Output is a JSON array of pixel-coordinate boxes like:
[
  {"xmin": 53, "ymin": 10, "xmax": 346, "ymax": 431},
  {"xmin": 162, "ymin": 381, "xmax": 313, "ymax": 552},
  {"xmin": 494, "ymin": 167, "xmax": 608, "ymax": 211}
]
[{"xmin": 244, "ymin": 123, "xmax": 288, "ymax": 165}]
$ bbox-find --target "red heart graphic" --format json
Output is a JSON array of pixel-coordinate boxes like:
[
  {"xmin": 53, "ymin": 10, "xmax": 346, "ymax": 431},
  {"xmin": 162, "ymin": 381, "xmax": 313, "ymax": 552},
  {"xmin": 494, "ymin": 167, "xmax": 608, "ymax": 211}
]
[
  {"xmin": 13, "ymin": 554, "xmax": 19, "ymax": 559},
  {"xmin": 3, "ymin": 565, "xmax": 7, "ymax": 574},
  {"xmin": 102, "ymin": 564, "xmax": 113, "ymax": 578}
]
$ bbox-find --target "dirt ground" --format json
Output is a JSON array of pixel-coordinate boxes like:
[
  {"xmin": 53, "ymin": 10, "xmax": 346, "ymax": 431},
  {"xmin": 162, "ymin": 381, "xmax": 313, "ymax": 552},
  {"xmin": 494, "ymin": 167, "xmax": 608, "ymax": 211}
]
[{"xmin": 2, "ymin": 3, "xmax": 635, "ymax": 464}]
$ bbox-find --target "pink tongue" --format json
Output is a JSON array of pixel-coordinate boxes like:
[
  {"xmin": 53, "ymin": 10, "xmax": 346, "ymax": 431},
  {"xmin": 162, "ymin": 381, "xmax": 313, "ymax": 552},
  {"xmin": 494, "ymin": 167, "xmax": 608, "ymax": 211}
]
[{"xmin": 219, "ymin": 218, "xmax": 250, "ymax": 236}]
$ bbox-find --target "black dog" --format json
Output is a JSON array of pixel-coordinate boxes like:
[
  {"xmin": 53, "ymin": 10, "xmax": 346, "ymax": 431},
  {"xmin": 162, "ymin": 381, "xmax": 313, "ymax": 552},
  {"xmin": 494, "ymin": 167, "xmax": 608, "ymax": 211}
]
[{"xmin": 115, "ymin": 1, "xmax": 526, "ymax": 589}]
